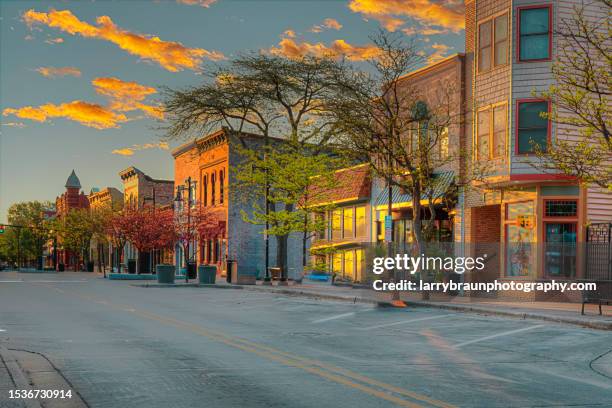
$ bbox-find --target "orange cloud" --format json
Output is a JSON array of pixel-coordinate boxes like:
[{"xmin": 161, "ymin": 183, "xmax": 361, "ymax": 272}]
[
  {"xmin": 112, "ymin": 141, "xmax": 169, "ymax": 156},
  {"xmin": 348, "ymin": 0, "xmax": 464, "ymax": 33},
  {"xmin": 270, "ymin": 37, "xmax": 380, "ymax": 61},
  {"xmin": 176, "ymin": 0, "xmax": 217, "ymax": 7},
  {"xmin": 45, "ymin": 37, "xmax": 64, "ymax": 44},
  {"xmin": 283, "ymin": 29, "xmax": 296, "ymax": 38},
  {"xmin": 427, "ymin": 43, "xmax": 452, "ymax": 64},
  {"xmin": 310, "ymin": 18, "xmax": 343, "ymax": 33},
  {"xmin": 36, "ymin": 66, "xmax": 81, "ymax": 78},
  {"xmin": 92, "ymin": 77, "xmax": 163, "ymax": 119},
  {"xmin": 3, "ymin": 102, "xmax": 128, "ymax": 129},
  {"xmin": 23, "ymin": 9, "xmax": 224, "ymax": 72}
]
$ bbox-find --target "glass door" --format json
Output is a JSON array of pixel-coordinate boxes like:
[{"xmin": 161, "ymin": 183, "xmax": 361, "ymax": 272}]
[{"xmin": 544, "ymin": 223, "xmax": 576, "ymax": 278}]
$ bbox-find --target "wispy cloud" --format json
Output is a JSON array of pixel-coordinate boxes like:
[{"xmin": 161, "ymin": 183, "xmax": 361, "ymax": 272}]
[
  {"xmin": 348, "ymin": 0, "xmax": 464, "ymax": 33},
  {"xmin": 3, "ymin": 77, "xmax": 162, "ymax": 129},
  {"xmin": 112, "ymin": 141, "xmax": 169, "ymax": 156},
  {"xmin": 92, "ymin": 77, "xmax": 163, "ymax": 119},
  {"xmin": 427, "ymin": 43, "xmax": 452, "ymax": 64},
  {"xmin": 270, "ymin": 33, "xmax": 380, "ymax": 61},
  {"xmin": 176, "ymin": 0, "xmax": 217, "ymax": 7},
  {"xmin": 310, "ymin": 18, "xmax": 343, "ymax": 33},
  {"xmin": 35, "ymin": 66, "xmax": 81, "ymax": 78},
  {"xmin": 2, "ymin": 122, "xmax": 26, "ymax": 128},
  {"xmin": 23, "ymin": 8, "xmax": 224, "ymax": 72},
  {"xmin": 44, "ymin": 37, "xmax": 64, "ymax": 44},
  {"xmin": 3, "ymin": 102, "xmax": 128, "ymax": 129}
]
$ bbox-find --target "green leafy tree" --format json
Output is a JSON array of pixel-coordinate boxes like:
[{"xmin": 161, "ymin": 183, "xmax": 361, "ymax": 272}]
[
  {"xmin": 56, "ymin": 208, "xmax": 95, "ymax": 271},
  {"xmin": 163, "ymin": 54, "xmax": 348, "ymax": 277},
  {"xmin": 6, "ymin": 201, "xmax": 54, "ymax": 268}
]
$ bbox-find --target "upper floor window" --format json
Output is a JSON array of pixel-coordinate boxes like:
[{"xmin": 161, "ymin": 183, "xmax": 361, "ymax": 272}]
[
  {"xmin": 355, "ymin": 206, "xmax": 366, "ymax": 238},
  {"xmin": 210, "ymin": 172, "xmax": 216, "ymax": 205},
  {"xmin": 331, "ymin": 209, "xmax": 342, "ymax": 240},
  {"xmin": 343, "ymin": 207, "xmax": 354, "ymax": 238},
  {"xmin": 517, "ymin": 100, "xmax": 549, "ymax": 154},
  {"xmin": 477, "ymin": 103, "xmax": 507, "ymax": 160},
  {"xmin": 219, "ymin": 169, "xmax": 225, "ymax": 204},
  {"xmin": 202, "ymin": 175, "xmax": 208, "ymax": 206},
  {"xmin": 478, "ymin": 13, "xmax": 508, "ymax": 72},
  {"xmin": 438, "ymin": 126, "xmax": 449, "ymax": 160},
  {"xmin": 518, "ymin": 6, "xmax": 551, "ymax": 61}
]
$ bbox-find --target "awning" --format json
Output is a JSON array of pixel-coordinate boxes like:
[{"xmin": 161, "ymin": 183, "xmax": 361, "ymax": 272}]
[{"xmin": 374, "ymin": 171, "xmax": 455, "ymax": 209}]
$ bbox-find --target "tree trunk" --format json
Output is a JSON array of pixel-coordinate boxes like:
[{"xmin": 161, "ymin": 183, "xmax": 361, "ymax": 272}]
[{"xmin": 276, "ymin": 234, "xmax": 288, "ymax": 281}]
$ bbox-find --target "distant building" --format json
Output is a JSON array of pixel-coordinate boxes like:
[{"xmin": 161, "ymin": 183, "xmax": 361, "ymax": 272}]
[
  {"xmin": 88, "ymin": 187, "xmax": 124, "ymax": 273},
  {"xmin": 118, "ymin": 166, "xmax": 173, "ymax": 273},
  {"xmin": 55, "ymin": 170, "xmax": 89, "ymax": 270},
  {"xmin": 172, "ymin": 128, "xmax": 303, "ymax": 281}
]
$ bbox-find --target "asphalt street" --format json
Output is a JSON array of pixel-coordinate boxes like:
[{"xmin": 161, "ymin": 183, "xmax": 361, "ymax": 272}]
[{"xmin": 1, "ymin": 271, "xmax": 611, "ymax": 408}]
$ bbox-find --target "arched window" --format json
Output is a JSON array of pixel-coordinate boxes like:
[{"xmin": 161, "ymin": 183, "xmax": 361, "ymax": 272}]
[
  {"xmin": 211, "ymin": 172, "xmax": 216, "ymax": 206},
  {"xmin": 219, "ymin": 169, "xmax": 225, "ymax": 204},
  {"xmin": 202, "ymin": 174, "xmax": 208, "ymax": 206}
]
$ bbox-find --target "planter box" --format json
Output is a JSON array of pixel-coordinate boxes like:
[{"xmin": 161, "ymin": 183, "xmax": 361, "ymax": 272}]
[
  {"xmin": 198, "ymin": 265, "xmax": 217, "ymax": 284},
  {"xmin": 156, "ymin": 264, "xmax": 175, "ymax": 284}
]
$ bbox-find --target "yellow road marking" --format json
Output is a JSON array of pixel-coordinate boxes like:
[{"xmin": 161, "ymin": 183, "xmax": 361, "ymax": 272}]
[{"xmin": 42, "ymin": 284, "xmax": 456, "ymax": 408}]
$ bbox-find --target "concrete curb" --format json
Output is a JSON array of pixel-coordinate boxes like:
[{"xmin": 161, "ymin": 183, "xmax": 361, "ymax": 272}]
[
  {"xmin": 130, "ymin": 283, "xmax": 242, "ymax": 289},
  {"xmin": 0, "ymin": 345, "xmax": 42, "ymax": 408}
]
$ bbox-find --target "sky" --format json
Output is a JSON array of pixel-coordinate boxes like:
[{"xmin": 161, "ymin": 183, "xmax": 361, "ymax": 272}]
[{"xmin": 0, "ymin": 0, "xmax": 466, "ymax": 222}]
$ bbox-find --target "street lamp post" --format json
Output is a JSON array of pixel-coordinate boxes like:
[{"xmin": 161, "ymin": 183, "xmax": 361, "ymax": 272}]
[{"xmin": 175, "ymin": 177, "xmax": 196, "ymax": 284}]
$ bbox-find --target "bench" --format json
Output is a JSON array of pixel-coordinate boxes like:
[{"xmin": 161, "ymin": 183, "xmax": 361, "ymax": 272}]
[{"xmin": 581, "ymin": 280, "xmax": 612, "ymax": 315}]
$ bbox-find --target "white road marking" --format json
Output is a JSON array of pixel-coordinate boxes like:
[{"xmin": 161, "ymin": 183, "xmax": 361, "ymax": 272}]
[
  {"xmin": 453, "ymin": 324, "xmax": 545, "ymax": 348},
  {"xmin": 0, "ymin": 329, "xmax": 6, "ymax": 332},
  {"xmin": 311, "ymin": 308, "xmax": 374, "ymax": 324},
  {"xmin": 360, "ymin": 314, "xmax": 451, "ymax": 330},
  {"xmin": 0, "ymin": 280, "xmax": 86, "ymax": 283}
]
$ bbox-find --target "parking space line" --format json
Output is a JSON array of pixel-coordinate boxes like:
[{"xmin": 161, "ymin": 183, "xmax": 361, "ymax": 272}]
[
  {"xmin": 453, "ymin": 324, "xmax": 545, "ymax": 348},
  {"xmin": 361, "ymin": 314, "xmax": 451, "ymax": 330},
  {"xmin": 311, "ymin": 312, "xmax": 356, "ymax": 323}
]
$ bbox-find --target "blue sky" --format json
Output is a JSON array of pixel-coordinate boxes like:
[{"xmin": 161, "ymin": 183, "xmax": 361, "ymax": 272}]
[{"xmin": 0, "ymin": 0, "xmax": 465, "ymax": 222}]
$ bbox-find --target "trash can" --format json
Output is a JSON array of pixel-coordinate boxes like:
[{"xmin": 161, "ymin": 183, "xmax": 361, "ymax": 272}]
[
  {"xmin": 187, "ymin": 262, "xmax": 197, "ymax": 279},
  {"xmin": 156, "ymin": 264, "xmax": 175, "ymax": 284},
  {"xmin": 226, "ymin": 260, "xmax": 235, "ymax": 283},
  {"xmin": 87, "ymin": 261, "xmax": 94, "ymax": 272},
  {"xmin": 127, "ymin": 259, "xmax": 136, "ymax": 274},
  {"xmin": 198, "ymin": 265, "xmax": 217, "ymax": 284},
  {"xmin": 58, "ymin": 263, "xmax": 65, "ymax": 272}
]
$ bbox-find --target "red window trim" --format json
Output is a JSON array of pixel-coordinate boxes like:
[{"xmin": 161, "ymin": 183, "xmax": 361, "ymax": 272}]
[
  {"xmin": 516, "ymin": 4, "xmax": 553, "ymax": 63},
  {"xmin": 542, "ymin": 199, "xmax": 578, "ymax": 219},
  {"xmin": 514, "ymin": 98, "xmax": 551, "ymax": 156}
]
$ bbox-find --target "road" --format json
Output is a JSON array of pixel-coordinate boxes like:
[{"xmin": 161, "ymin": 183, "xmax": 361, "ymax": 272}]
[{"xmin": 1, "ymin": 271, "xmax": 611, "ymax": 408}]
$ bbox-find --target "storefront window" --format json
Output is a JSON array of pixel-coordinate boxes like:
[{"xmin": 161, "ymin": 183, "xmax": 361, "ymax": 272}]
[
  {"xmin": 343, "ymin": 250, "xmax": 354, "ymax": 280},
  {"xmin": 355, "ymin": 249, "xmax": 364, "ymax": 282},
  {"xmin": 332, "ymin": 252, "xmax": 342, "ymax": 275},
  {"xmin": 505, "ymin": 201, "xmax": 535, "ymax": 277}
]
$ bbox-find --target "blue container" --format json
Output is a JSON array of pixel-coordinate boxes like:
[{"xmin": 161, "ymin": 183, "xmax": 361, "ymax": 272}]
[{"xmin": 156, "ymin": 264, "xmax": 175, "ymax": 284}]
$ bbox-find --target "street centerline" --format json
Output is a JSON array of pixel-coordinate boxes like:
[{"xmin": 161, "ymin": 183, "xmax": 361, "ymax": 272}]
[{"xmin": 453, "ymin": 324, "xmax": 545, "ymax": 348}]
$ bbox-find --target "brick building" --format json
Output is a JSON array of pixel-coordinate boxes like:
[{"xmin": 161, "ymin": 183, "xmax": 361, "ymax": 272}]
[
  {"xmin": 88, "ymin": 187, "xmax": 123, "ymax": 273},
  {"xmin": 172, "ymin": 128, "xmax": 303, "ymax": 281},
  {"xmin": 119, "ymin": 166, "xmax": 174, "ymax": 273},
  {"xmin": 55, "ymin": 170, "xmax": 90, "ymax": 270}
]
